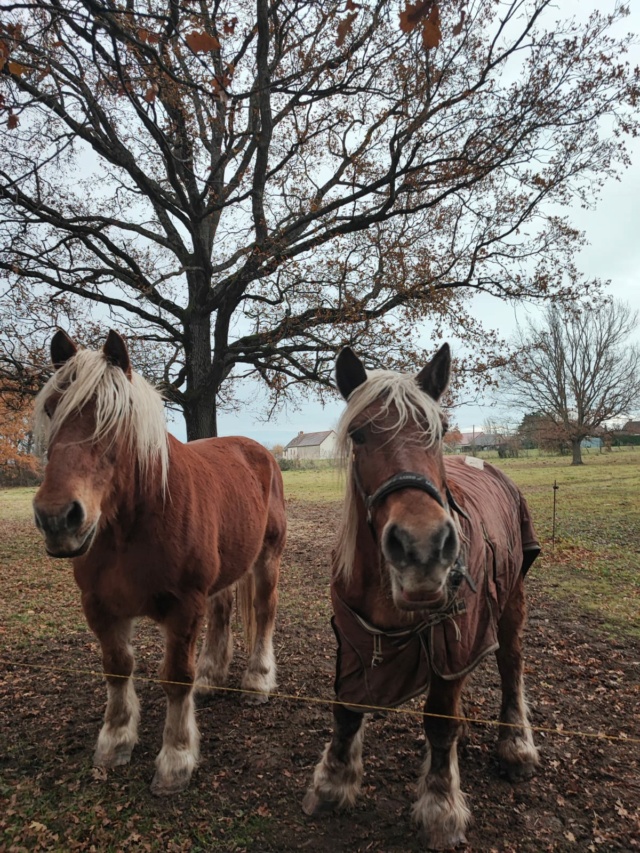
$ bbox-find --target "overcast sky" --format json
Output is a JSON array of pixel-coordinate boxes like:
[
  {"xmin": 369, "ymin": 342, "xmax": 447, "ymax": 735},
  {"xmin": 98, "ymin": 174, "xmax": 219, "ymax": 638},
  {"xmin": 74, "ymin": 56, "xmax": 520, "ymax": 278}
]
[{"xmin": 171, "ymin": 0, "xmax": 640, "ymax": 446}]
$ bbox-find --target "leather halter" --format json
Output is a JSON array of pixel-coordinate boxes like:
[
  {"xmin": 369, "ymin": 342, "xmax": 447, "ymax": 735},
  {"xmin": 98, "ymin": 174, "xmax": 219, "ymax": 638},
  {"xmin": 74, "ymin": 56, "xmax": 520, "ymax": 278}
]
[
  {"xmin": 355, "ymin": 468, "xmax": 470, "ymax": 529},
  {"xmin": 352, "ymin": 466, "xmax": 476, "ymax": 593}
]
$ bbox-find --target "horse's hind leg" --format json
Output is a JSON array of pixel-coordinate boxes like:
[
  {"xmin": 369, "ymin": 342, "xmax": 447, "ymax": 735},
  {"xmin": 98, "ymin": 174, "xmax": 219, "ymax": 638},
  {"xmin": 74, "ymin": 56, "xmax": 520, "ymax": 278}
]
[
  {"xmin": 240, "ymin": 516, "xmax": 285, "ymax": 703},
  {"xmin": 495, "ymin": 573, "xmax": 539, "ymax": 781},
  {"xmin": 414, "ymin": 676, "xmax": 470, "ymax": 850},
  {"xmin": 303, "ymin": 705, "xmax": 365, "ymax": 815},
  {"xmin": 194, "ymin": 587, "xmax": 234, "ymax": 697},
  {"xmin": 87, "ymin": 612, "xmax": 140, "ymax": 769},
  {"xmin": 152, "ymin": 603, "xmax": 203, "ymax": 796}
]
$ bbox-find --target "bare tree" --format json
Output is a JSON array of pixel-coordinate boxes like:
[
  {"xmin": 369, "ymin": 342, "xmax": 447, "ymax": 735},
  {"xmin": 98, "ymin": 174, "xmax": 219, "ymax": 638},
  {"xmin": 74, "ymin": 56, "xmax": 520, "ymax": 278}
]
[
  {"xmin": 0, "ymin": 1, "xmax": 638, "ymax": 438},
  {"xmin": 503, "ymin": 301, "xmax": 640, "ymax": 465}
]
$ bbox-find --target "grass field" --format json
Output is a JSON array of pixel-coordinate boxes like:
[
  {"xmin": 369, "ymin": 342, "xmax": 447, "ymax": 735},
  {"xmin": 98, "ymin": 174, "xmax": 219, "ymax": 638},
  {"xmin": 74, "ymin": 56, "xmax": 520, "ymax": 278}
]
[{"xmin": 282, "ymin": 449, "xmax": 640, "ymax": 637}]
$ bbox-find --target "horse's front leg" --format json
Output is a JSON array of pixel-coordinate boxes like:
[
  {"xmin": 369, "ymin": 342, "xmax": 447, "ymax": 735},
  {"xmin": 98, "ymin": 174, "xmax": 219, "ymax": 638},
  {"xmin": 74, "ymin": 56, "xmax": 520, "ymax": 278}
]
[
  {"xmin": 151, "ymin": 605, "xmax": 203, "ymax": 796},
  {"xmin": 415, "ymin": 676, "xmax": 470, "ymax": 851},
  {"xmin": 495, "ymin": 574, "xmax": 539, "ymax": 781},
  {"xmin": 302, "ymin": 704, "xmax": 365, "ymax": 815},
  {"xmin": 83, "ymin": 600, "xmax": 139, "ymax": 769}
]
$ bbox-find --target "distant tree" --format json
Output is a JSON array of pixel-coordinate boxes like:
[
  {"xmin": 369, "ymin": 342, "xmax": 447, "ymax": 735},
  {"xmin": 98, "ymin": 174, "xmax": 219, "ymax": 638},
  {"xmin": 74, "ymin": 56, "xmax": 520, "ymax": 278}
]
[
  {"xmin": 0, "ymin": 393, "xmax": 39, "ymax": 485},
  {"xmin": 518, "ymin": 412, "xmax": 570, "ymax": 455},
  {"xmin": 269, "ymin": 443, "xmax": 285, "ymax": 459},
  {"xmin": 517, "ymin": 413, "xmax": 542, "ymax": 450},
  {"xmin": 443, "ymin": 424, "xmax": 463, "ymax": 452},
  {"xmin": 0, "ymin": 1, "xmax": 638, "ymax": 439},
  {"xmin": 504, "ymin": 302, "xmax": 640, "ymax": 465},
  {"xmin": 481, "ymin": 417, "xmax": 520, "ymax": 458}
]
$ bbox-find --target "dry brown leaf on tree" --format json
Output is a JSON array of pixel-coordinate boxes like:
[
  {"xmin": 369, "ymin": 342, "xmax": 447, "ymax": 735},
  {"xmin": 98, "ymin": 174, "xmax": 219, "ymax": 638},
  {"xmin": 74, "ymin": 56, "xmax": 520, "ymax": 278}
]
[
  {"xmin": 185, "ymin": 30, "xmax": 221, "ymax": 53},
  {"xmin": 399, "ymin": 0, "xmax": 437, "ymax": 34},
  {"xmin": 336, "ymin": 12, "xmax": 358, "ymax": 47},
  {"xmin": 422, "ymin": 4, "xmax": 441, "ymax": 49}
]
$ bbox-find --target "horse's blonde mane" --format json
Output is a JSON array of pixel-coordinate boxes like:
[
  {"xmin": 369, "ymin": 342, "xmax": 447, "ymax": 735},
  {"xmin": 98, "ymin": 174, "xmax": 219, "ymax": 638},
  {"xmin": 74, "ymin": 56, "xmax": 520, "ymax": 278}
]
[
  {"xmin": 334, "ymin": 369, "xmax": 444, "ymax": 581},
  {"xmin": 34, "ymin": 348, "xmax": 169, "ymax": 492}
]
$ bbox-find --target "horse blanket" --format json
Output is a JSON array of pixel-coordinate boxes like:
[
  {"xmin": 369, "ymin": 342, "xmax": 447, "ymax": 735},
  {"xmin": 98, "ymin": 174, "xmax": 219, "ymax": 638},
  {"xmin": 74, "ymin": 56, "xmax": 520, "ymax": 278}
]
[{"xmin": 332, "ymin": 458, "xmax": 540, "ymax": 709}]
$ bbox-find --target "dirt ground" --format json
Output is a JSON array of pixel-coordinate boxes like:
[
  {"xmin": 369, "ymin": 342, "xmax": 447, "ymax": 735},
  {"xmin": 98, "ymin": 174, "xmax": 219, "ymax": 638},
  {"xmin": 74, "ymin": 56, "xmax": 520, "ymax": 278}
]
[{"xmin": 2, "ymin": 498, "xmax": 639, "ymax": 852}]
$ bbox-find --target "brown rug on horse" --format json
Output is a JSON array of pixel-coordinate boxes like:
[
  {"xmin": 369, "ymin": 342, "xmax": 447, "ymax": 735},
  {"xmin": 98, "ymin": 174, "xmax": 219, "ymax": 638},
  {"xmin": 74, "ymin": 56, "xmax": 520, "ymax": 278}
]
[{"xmin": 332, "ymin": 458, "xmax": 540, "ymax": 709}]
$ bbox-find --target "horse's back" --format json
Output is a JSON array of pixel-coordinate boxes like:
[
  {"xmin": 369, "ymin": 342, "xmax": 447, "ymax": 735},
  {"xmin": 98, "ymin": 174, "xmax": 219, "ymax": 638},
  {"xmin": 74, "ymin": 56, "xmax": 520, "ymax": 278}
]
[
  {"xmin": 178, "ymin": 436, "xmax": 286, "ymax": 540},
  {"xmin": 175, "ymin": 434, "xmax": 283, "ymax": 501},
  {"xmin": 444, "ymin": 457, "xmax": 539, "ymax": 574}
]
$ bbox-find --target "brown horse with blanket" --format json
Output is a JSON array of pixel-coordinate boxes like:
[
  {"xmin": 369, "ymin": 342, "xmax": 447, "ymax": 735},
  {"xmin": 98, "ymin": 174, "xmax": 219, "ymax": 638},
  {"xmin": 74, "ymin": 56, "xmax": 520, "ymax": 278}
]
[{"xmin": 304, "ymin": 345, "xmax": 540, "ymax": 850}]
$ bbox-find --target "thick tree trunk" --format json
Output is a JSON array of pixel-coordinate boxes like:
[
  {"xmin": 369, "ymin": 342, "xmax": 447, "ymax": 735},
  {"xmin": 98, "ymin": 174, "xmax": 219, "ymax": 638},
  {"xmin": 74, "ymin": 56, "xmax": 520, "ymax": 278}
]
[
  {"xmin": 183, "ymin": 311, "xmax": 218, "ymax": 440},
  {"xmin": 571, "ymin": 438, "xmax": 583, "ymax": 465},
  {"xmin": 184, "ymin": 391, "xmax": 218, "ymax": 441}
]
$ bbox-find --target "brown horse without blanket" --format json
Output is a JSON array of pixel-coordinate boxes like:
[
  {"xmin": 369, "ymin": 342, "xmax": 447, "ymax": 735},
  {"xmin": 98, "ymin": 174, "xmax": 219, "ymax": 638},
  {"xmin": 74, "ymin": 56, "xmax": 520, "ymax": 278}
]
[
  {"xmin": 32, "ymin": 330, "xmax": 286, "ymax": 796},
  {"xmin": 303, "ymin": 345, "xmax": 540, "ymax": 850}
]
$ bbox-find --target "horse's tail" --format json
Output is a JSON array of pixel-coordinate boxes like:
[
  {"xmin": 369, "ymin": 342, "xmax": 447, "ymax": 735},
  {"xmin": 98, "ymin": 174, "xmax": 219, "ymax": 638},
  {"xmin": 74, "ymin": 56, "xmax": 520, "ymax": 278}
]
[{"xmin": 236, "ymin": 571, "xmax": 257, "ymax": 653}]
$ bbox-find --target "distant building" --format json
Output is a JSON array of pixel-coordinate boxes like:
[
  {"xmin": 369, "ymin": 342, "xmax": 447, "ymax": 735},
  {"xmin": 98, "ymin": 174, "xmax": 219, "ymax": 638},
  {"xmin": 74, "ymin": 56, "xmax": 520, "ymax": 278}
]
[
  {"xmin": 456, "ymin": 431, "xmax": 484, "ymax": 451},
  {"xmin": 283, "ymin": 430, "xmax": 338, "ymax": 461},
  {"xmin": 456, "ymin": 431, "xmax": 505, "ymax": 451},
  {"xmin": 580, "ymin": 436, "xmax": 603, "ymax": 449},
  {"xmin": 622, "ymin": 420, "xmax": 640, "ymax": 435}
]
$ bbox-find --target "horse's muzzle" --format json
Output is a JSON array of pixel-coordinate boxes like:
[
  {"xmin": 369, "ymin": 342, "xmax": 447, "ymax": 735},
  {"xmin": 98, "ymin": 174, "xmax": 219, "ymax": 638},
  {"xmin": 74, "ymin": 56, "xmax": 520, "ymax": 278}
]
[
  {"xmin": 382, "ymin": 518, "xmax": 458, "ymax": 608},
  {"xmin": 33, "ymin": 500, "xmax": 96, "ymax": 558},
  {"xmin": 383, "ymin": 518, "xmax": 458, "ymax": 573}
]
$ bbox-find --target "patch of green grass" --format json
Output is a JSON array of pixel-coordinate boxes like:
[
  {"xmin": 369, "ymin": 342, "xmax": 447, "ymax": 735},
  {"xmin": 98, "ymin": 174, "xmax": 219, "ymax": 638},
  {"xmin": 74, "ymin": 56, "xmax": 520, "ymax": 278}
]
[
  {"xmin": 0, "ymin": 506, "xmax": 85, "ymax": 645},
  {"xmin": 0, "ymin": 485, "xmax": 37, "ymax": 520},
  {"xmin": 281, "ymin": 466, "xmax": 344, "ymax": 501},
  {"xmin": 0, "ymin": 757, "xmax": 278, "ymax": 853}
]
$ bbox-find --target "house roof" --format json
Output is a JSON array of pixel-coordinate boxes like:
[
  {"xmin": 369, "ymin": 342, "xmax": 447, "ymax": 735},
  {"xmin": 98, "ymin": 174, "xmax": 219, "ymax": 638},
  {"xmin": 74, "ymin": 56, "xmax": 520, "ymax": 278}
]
[
  {"xmin": 622, "ymin": 420, "xmax": 640, "ymax": 433},
  {"xmin": 476, "ymin": 433, "xmax": 505, "ymax": 447},
  {"xmin": 458, "ymin": 431, "xmax": 485, "ymax": 446},
  {"xmin": 285, "ymin": 430, "xmax": 335, "ymax": 449}
]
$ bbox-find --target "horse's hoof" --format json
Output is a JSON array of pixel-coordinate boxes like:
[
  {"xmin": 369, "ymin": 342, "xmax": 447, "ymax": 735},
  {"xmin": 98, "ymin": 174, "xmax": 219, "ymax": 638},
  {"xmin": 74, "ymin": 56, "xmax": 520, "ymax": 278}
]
[
  {"xmin": 302, "ymin": 788, "xmax": 342, "ymax": 817},
  {"xmin": 194, "ymin": 672, "xmax": 228, "ymax": 696},
  {"xmin": 93, "ymin": 744, "xmax": 133, "ymax": 768},
  {"xmin": 497, "ymin": 739, "xmax": 539, "ymax": 783},
  {"xmin": 502, "ymin": 760, "xmax": 537, "ymax": 783},
  {"xmin": 424, "ymin": 831, "xmax": 468, "ymax": 851},
  {"xmin": 194, "ymin": 681, "xmax": 223, "ymax": 702},
  {"xmin": 150, "ymin": 771, "xmax": 191, "ymax": 797},
  {"xmin": 302, "ymin": 789, "xmax": 337, "ymax": 816},
  {"xmin": 244, "ymin": 691, "xmax": 269, "ymax": 705}
]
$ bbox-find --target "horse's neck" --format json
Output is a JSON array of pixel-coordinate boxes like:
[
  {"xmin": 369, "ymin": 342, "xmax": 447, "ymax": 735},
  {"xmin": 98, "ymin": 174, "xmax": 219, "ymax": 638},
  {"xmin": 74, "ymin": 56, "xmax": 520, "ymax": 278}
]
[{"xmin": 101, "ymin": 450, "xmax": 163, "ymax": 531}]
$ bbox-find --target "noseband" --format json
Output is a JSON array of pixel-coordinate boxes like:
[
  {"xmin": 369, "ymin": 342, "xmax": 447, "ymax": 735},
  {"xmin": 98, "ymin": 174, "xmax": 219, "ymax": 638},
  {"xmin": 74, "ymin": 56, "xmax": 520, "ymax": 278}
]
[{"xmin": 355, "ymin": 469, "xmax": 470, "ymax": 529}]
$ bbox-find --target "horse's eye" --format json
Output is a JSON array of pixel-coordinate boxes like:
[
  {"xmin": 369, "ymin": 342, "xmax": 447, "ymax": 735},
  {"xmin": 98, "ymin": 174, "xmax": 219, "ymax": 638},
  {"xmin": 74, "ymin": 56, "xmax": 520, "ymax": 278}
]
[{"xmin": 350, "ymin": 428, "xmax": 366, "ymax": 446}]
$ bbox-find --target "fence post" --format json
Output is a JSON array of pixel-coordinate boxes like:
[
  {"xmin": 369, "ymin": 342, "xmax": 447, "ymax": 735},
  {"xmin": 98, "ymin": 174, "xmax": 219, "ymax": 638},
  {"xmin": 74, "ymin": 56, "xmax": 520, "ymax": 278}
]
[{"xmin": 552, "ymin": 480, "xmax": 559, "ymax": 552}]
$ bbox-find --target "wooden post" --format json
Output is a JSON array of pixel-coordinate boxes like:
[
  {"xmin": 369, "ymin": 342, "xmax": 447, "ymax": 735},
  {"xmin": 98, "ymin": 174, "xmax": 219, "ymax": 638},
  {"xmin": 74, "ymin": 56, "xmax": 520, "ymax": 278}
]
[{"xmin": 552, "ymin": 480, "xmax": 559, "ymax": 552}]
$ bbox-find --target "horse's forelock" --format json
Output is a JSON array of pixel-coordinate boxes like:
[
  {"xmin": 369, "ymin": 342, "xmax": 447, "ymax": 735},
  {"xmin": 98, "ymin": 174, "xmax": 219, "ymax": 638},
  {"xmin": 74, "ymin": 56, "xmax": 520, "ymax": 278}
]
[
  {"xmin": 34, "ymin": 348, "xmax": 169, "ymax": 492},
  {"xmin": 334, "ymin": 369, "xmax": 444, "ymax": 581}
]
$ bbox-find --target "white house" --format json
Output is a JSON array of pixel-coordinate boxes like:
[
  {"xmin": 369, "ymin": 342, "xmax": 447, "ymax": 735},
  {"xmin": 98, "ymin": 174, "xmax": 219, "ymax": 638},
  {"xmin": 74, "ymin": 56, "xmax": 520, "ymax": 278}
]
[{"xmin": 283, "ymin": 430, "xmax": 338, "ymax": 461}]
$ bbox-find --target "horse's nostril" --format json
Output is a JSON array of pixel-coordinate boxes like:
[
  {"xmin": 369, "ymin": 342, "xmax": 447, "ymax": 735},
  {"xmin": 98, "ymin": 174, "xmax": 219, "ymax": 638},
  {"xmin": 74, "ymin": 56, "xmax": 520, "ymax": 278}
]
[
  {"xmin": 384, "ymin": 524, "xmax": 412, "ymax": 566},
  {"xmin": 65, "ymin": 501, "xmax": 85, "ymax": 532},
  {"xmin": 437, "ymin": 521, "xmax": 458, "ymax": 563}
]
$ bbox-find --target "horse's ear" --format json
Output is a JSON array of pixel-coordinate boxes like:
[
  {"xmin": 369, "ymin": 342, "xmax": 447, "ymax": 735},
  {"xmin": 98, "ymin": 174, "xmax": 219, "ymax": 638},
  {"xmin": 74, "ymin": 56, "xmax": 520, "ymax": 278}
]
[
  {"xmin": 51, "ymin": 330, "xmax": 78, "ymax": 369},
  {"xmin": 103, "ymin": 330, "xmax": 132, "ymax": 379},
  {"xmin": 336, "ymin": 347, "xmax": 367, "ymax": 400},
  {"xmin": 416, "ymin": 343, "xmax": 451, "ymax": 401}
]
